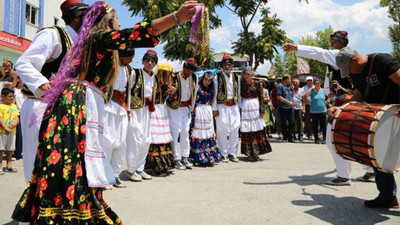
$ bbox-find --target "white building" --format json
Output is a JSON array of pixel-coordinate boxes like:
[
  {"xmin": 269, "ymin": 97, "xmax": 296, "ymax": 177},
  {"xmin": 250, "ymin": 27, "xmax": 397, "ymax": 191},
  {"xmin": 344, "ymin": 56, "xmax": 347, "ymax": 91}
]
[{"xmin": 0, "ymin": 0, "xmax": 88, "ymax": 64}]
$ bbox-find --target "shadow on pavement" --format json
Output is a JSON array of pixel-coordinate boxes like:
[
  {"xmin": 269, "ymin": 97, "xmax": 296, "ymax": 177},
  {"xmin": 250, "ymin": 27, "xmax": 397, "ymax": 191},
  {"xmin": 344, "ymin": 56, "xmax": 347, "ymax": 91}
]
[
  {"xmin": 3, "ymin": 220, "xmax": 18, "ymax": 225},
  {"xmin": 243, "ymin": 170, "xmax": 336, "ymax": 186},
  {"xmin": 292, "ymin": 188, "xmax": 400, "ymax": 225}
]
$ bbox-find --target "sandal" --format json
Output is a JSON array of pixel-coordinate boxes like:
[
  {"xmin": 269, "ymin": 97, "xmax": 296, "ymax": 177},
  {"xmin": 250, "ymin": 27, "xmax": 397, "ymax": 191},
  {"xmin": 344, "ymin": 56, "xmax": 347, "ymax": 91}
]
[{"xmin": 6, "ymin": 167, "xmax": 18, "ymax": 173}]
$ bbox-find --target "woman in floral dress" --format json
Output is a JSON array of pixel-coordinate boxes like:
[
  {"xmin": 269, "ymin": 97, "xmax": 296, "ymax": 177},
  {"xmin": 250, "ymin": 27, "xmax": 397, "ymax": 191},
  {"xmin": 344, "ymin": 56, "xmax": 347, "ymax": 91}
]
[
  {"xmin": 146, "ymin": 63, "xmax": 176, "ymax": 175},
  {"xmin": 189, "ymin": 70, "xmax": 221, "ymax": 166},
  {"xmin": 240, "ymin": 67, "xmax": 272, "ymax": 161},
  {"xmin": 11, "ymin": 1, "xmax": 199, "ymax": 224}
]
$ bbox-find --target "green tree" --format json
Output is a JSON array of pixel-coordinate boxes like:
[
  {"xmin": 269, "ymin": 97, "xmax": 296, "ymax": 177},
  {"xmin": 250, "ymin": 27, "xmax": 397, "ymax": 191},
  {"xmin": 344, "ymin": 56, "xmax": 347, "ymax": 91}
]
[
  {"xmin": 298, "ymin": 26, "xmax": 334, "ymax": 76},
  {"xmin": 380, "ymin": 0, "xmax": 400, "ymax": 60},
  {"xmin": 229, "ymin": 1, "xmax": 288, "ymax": 71},
  {"xmin": 122, "ymin": 0, "xmax": 225, "ymax": 67}
]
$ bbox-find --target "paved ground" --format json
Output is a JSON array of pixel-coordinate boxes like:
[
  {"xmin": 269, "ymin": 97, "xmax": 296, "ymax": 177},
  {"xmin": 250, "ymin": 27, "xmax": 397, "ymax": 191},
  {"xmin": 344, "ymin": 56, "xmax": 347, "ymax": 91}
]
[{"xmin": 1, "ymin": 137, "xmax": 399, "ymax": 225}]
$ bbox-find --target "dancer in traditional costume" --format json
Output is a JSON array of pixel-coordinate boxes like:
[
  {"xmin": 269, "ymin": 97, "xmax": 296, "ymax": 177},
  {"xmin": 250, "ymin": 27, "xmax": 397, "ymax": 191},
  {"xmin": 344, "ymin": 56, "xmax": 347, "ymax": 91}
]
[
  {"xmin": 146, "ymin": 63, "xmax": 176, "ymax": 175},
  {"xmin": 103, "ymin": 48, "xmax": 135, "ymax": 189},
  {"xmin": 240, "ymin": 67, "xmax": 272, "ymax": 161},
  {"xmin": 16, "ymin": 0, "xmax": 88, "ymax": 184},
  {"xmin": 189, "ymin": 70, "xmax": 221, "ymax": 166},
  {"xmin": 125, "ymin": 50, "xmax": 158, "ymax": 182},
  {"xmin": 12, "ymin": 1, "xmax": 200, "ymax": 223},
  {"xmin": 212, "ymin": 55, "xmax": 241, "ymax": 163},
  {"xmin": 167, "ymin": 58, "xmax": 198, "ymax": 170}
]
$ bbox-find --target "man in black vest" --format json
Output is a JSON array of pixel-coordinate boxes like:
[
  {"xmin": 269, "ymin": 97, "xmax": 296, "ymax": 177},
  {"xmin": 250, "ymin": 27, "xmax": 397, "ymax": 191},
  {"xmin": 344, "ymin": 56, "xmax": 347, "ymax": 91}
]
[
  {"xmin": 15, "ymin": 0, "xmax": 87, "ymax": 183},
  {"xmin": 167, "ymin": 58, "xmax": 198, "ymax": 170},
  {"xmin": 212, "ymin": 55, "xmax": 241, "ymax": 163}
]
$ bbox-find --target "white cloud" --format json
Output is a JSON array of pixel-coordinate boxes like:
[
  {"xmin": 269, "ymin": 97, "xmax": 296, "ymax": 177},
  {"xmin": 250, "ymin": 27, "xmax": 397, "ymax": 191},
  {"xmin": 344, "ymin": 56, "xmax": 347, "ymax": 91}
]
[
  {"xmin": 210, "ymin": 27, "xmax": 234, "ymax": 50},
  {"xmin": 255, "ymin": 61, "xmax": 272, "ymax": 76}
]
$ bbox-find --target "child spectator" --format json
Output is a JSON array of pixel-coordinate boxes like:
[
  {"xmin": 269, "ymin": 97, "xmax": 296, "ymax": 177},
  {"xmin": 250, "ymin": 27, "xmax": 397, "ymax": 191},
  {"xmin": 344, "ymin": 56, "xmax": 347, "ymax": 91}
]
[{"xmin": 0, "ymin": 88, "xmax": 19, "ymax": 174}]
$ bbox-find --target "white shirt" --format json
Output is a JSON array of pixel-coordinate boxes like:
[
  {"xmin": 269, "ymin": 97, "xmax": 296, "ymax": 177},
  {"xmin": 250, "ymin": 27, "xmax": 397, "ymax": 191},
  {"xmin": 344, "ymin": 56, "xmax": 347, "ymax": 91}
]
[
  {"xmin": 297, "ymin": 45, "xmax": 339, "ymax": 69},
  {"xmin": 113, "ymin": 66, "xmax": 128, "ymax": 92},
  {"xmin": 180, "ymin": 74, "xmax": 191, "ymax": 101},
  {"xmin": 14, "ymin": 88, "xmax": 27, "ymax": 110},
  {"xmin": 143, "ymin": 70, "xmax": 154, "ymax": 99},
  {"xmin": 292, "ymin": 88, "xmax": 304, "ymax": 110},
  {"xmin": 301, "ymin": 84, "xmax": 314, "ymax": 104},
  {"xmin": 16, "ymin": 25, "xmax": 77, "ymax": 97},
  {"xmin": 224, "ymin": 71, "xmax": 234, "ymax": 99}
]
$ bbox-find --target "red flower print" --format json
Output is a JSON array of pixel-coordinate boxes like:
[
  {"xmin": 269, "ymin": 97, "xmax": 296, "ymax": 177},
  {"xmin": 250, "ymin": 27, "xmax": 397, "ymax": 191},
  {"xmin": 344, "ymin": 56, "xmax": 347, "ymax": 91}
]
[
  {"xmin": 80, "ymin": 125, "xmax": 86, "ymax": 134},
  {"xmin": 96, "ymin": 52, "xmax": 104, "ymax": 61},
  {"xmin": 66, "ymin": 164, "xmax": 72, "ymax": 171},
  {"xmin": 53, "ymin": 135, "xmax": 59, "ymax": 144},
  {"xmin": 54, "ymin": 195, "xmax": 62, "ymax": 206},
  {"xmin": 79, "ymin": 203, "xmax": 86, "ymax": 211},
  {"xmin": 147, "ymin": 27, "xmax": 153, "ymax": 35},
  {"xmin": 97, "ymin": 191, "xmax": 102, "ymax": 200},
  {"xmin": 39, "ymin": 178, "xmax": 48, "ymax": 191},
  {"xmin": 78, "ymin": 140, "xmax": 86, "ymax": 153},
  {"xmin": 76, "ymin": 164, "xmax": 83, "ymax": 177},
  {"xmin": 67, "ymin": 91, "xmax": 72, "ymax": 104},
  {"xmin": 62, "ymin": 115, "xmax": 69, "ymax": 126},
  {"xmin": 45, "ymin": 118, "xmax": 56, "ymax": 134},
  {"xmin": 49, "ymin": 150, "xmax": 61, "ymax": 165},
  {"xmin": 111, "ymin": 32, "xmax": 120, "ymax": 40},
  {"xmin": 133, "ymin": 24, "xmax": 140, "ymax": 30},
  {"xmin": 128, "ymin": 31, "xmax": 140, "ymax": 41},
  {"xmin": 66, "ymin": 185, "xmax": 75, "ymax": 201}
]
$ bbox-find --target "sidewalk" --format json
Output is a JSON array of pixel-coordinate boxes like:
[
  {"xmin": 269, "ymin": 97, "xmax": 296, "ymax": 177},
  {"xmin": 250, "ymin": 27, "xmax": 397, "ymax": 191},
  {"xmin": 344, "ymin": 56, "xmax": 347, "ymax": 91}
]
[{"xmin": 1, "ymin": 138, "xmax": 399, "ymax": 225}]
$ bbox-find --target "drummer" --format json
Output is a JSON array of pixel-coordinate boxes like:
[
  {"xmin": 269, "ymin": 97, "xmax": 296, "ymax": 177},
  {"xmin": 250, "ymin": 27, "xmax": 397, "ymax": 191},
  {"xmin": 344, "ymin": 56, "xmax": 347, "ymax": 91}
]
[{"xmin": 331, "ymin": 47, "xmax": 400, "ymax": 208}]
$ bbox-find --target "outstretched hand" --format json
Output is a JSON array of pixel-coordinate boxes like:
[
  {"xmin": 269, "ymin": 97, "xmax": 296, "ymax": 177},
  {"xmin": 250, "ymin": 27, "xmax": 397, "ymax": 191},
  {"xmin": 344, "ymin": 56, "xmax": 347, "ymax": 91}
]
[
  {"xmin": 176, "ymin": 1, "xmax": 204, "ymax": 23},
  {"xmin": 282, "ymin": 43, "xmax": 298, "ymax": 52}
]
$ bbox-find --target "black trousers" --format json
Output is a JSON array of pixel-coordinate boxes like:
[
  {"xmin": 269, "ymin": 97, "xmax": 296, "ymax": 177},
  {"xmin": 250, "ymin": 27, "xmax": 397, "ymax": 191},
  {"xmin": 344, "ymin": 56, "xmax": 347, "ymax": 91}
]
[
  {"xmin": 278, "ymin": 108, "xmax": 294, "ymax": 140},
  {"xmin": 311, "ymin": 113, "xmax": 326, "ymax": 141},
  {"xmin": 303, "ymin": 105, "xmax": 312, "ymax": 137}
]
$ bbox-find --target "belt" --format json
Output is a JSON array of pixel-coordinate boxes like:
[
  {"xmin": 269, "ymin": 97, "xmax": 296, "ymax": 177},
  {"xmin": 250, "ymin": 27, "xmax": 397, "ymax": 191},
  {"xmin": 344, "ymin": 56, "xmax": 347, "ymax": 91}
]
[
  {"xmin": 180, "ymin": 100, "xmax": 191, "ymax": 107},
  {"xmin": 145, "ymin": 98, "xmax": 155, "ymax": 112},
  {"xmin": 225, "ymin": 99, "xmax": 236, "ymax": 106},
  {"xmin": 111, "ymin": 90, "xmax": 128, "ymax": 111}
]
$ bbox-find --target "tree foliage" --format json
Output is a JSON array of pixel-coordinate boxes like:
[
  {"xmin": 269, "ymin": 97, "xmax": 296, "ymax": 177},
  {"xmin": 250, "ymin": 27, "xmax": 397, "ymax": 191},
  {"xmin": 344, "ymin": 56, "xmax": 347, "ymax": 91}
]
[
  {"xmin": 122, "ymin": 0, "xmax": 225, "ymax": 67},
  {"xmin": 380, "ymin": 0, "xmax": 400, "ymax": 60},
  {"xmin": 230, "ymin": 1, "xmax": 288, "ymax": 72},
  {"xmin": 274, "ymin": 26, "xmax": 334, "ymax": 77}
]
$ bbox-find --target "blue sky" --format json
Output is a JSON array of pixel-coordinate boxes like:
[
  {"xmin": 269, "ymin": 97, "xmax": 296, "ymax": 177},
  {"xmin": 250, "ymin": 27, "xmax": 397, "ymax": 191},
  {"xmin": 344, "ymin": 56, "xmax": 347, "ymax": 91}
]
[{"xmin": 88, "ymin": 0, "xmax": 394, "ymax": 74}]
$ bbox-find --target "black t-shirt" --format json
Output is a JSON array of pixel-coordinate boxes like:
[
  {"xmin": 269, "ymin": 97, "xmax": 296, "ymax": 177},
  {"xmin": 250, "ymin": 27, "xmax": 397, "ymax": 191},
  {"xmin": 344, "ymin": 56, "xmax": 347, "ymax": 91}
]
[{"xmin": 349, "ymin": 53, "xmax": 400, "ymax": 104}]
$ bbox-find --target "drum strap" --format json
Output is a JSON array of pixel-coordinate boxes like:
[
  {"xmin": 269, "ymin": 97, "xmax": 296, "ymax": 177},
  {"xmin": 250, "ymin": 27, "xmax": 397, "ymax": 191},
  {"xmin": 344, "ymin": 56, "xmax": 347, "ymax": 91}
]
[
  {"xmin": 365, "ymin": 54, "xmax": 393, "ymax": 104},
  {"xmin": 364, "ymin": 54, "xmax": 376, "ymax": 101}
]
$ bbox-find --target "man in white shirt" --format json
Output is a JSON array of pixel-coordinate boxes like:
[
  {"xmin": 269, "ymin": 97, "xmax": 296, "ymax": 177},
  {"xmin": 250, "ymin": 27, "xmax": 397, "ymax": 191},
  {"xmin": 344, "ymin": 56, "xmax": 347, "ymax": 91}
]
[
  {"xmin": 126, "ymin": 50, "xmax": 158, "ymax": 182},
  {"xmin": 212, "ymin": 55, "xmax": 241, "ymax": 163},
  {"xmin": 292, "ymin": 77, "xmax": 305, "ymax": 141},
  {"xmin": 167, "ymin": 58, "xmax": 198, "ymax": 170},
  {"xmin": 283, "ymin": 30, "xmax": 374, "ymax": 186},
  {"xmin": 103, "ymin": 48, "xmax": 135, "ymax": 189},
  {"xmin": 15, "ymin": 0, "xmax": 87, "ymax": 183}
]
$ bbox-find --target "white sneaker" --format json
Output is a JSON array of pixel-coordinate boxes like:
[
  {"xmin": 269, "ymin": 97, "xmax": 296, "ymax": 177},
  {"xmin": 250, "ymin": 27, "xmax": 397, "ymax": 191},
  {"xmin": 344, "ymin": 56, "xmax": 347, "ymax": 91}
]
[
  {"xmin": 127, "ymin": 171, "xmax": 142, "ymax": 182},
  {"xmin": 221, "ymin": 156, "xmax": 229, "ymax": 163},
  {"xmin": 137, "ymin": 171, "xmax": 152, "ymax": 180},
  {"xmin": 228, "ymin": 155, "xmax": 239, "ymax": 163}
]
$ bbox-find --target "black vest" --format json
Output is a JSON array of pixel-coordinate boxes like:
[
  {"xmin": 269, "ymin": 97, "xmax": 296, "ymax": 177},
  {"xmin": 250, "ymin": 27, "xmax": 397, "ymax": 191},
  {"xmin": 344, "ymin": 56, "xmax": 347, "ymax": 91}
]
[
  {"xmin": 216, "ymin": 72, "xmax": 239, "ymax": 104},
  {"xmin": 22, "ymin": 26, "xmax": 72, "ymax": 98}
]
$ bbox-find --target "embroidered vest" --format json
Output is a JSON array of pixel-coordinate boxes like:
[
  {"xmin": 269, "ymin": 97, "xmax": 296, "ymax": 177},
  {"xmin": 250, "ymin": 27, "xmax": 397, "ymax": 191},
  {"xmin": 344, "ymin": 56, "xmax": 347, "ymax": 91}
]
[
  {"xmin": 130, "ymin": 68, "xmax": 146, "ymax": 109},
  {"xmin": 104, "ymin": 65, "xmax": 132, "ymax": 105},
  {"xmin": 152, "ymin": 75, "xmax": 168, "ymax": 104},
  {"xmin": 22, "ymin": 26, "xmax": 72, "ymax": 98},
  {"xmin": 166, "ymin": 72, "xmax": 197, "ymax": 109},
  {"xmin": 216, "ymin": 72, "xmax": 239, "ymax": 104}
]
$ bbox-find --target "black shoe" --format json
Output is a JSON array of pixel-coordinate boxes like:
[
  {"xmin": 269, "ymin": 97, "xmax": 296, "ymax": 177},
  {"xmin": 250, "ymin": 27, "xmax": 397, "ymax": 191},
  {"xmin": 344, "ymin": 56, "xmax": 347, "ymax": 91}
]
[
  {"xmin": 113, "ymin": 177, "xmax": 127, "ymax": 188},
  {"xmin": 356, "ymin": 172, "xmax": 375, "ymax": 182},
  {"xmin": 315, "ymin": 139, "xmax": 321, "ymax": 144},
  {"xmin": 325, "ymin": 177, "xmax": 350, "ymax": 186},
  {"xmin": 321, "ymin": 139, "xmax": 326, "ymax": 144},
  {"xmin": 288, "ymin": 139, "xmax": 298, "ymax": 143},
  {"xmin": 364, "ymin": 197, "xmax": 399, "ymax": 208}
]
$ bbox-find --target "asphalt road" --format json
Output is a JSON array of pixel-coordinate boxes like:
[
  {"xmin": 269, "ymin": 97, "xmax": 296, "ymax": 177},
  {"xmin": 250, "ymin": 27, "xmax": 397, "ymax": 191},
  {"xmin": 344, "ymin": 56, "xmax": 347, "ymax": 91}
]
[{"xmin": 1, "ymin": 137, "xmax": 399, "ymax": 225}]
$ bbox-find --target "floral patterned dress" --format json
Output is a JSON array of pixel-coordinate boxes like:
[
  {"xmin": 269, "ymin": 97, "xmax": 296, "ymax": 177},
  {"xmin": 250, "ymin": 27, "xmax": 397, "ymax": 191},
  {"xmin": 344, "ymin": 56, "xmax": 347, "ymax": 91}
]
[
  {"xmin": 189, "ymin": 86, "xmax": 221, "ymax": 166},
  {"xmin": 12, "ymin": 22, "xmax": 159, "ymax": 224},
  {"xmin": 146, "ymin": 82, "xmax": 175, "ymax": 174},
  {"xmin": 240, "ymin": 80, "xmax": 272, "ymax": 160}
]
